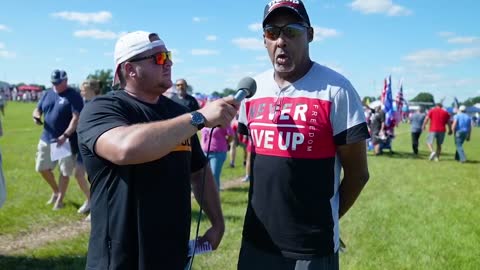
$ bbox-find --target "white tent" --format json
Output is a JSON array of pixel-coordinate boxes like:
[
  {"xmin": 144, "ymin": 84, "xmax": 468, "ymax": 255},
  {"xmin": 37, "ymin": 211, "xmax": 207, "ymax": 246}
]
[{"xmin": 368, "ymin": 100, "xmax": 382, "ymax": 109}]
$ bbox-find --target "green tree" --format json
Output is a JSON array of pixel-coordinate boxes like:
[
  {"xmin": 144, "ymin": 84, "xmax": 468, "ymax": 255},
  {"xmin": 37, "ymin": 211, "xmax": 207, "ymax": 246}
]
[
  {"xmin": 463, "ymin": 96, "xmax": 480, "ymax": 107},
  {"xmin": 362, "ymin": 96, "xmax": 377, "ymax": 105},
  {"xmin": 221, "ymin": 88, "xmax": 236, "ymax": 97},
  {"xmin": 86, "ymin": 69, "xmax": 113, "ymax": 94},
  {"xmin": 211, "ymin": 91, "xmax": 222, "ymax": 97},
  {"xmin": 210, "ymin": 88, "xmax": 236, "ymax": 98},
  {"xmin": 410, "ymin": 92, "xmax": 435, "ymax": 103}
]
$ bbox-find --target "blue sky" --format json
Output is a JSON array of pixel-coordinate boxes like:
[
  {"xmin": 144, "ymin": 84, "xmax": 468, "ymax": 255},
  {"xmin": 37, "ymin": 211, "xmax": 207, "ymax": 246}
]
[{"xmin": 1, "ymin": 0, "xmax": 479, "ymax": 104}]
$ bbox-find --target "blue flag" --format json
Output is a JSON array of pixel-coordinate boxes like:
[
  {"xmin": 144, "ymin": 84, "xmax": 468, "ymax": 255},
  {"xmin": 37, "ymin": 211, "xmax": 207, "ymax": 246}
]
[{"xmin": 384, "ymin": 75, "xmax": 394, "ymax": 126}]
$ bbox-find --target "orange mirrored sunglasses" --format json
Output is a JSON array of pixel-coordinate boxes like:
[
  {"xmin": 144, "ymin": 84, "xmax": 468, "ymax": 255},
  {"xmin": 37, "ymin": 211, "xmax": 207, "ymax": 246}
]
[{"xmin": 129, "ymin": 51, "xmax": 172, "ymax": 65}]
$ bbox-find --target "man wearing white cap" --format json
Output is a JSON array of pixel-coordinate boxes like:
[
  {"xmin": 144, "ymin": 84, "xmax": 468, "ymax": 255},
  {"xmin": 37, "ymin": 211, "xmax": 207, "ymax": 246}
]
[
  {"xmin": 77, "ymin": 31, "xmax": 239, "ymax": 269},
  {"xmin": 452, "ymin": 105, "xmax": 472, "ymax": 163}
]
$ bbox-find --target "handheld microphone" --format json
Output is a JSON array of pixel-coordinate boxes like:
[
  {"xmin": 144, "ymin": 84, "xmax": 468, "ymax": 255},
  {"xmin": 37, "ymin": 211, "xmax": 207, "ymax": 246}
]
[
  {"xmin": 233, "ymin": 77, "xmax": 257, "ymax": 102},
  {"xmin": 188, "ymin": 77, "xmax": 256, "ymax": 270}
]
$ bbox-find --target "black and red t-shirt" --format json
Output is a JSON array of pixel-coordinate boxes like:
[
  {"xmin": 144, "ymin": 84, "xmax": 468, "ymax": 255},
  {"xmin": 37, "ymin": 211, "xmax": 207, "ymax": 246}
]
[{"xmin": 238, "ymin": 63, "xmax": 369, "ymax": 259}]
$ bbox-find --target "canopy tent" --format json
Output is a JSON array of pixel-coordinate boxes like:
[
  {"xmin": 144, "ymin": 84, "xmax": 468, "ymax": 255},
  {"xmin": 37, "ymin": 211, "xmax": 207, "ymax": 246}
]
[
  {"xmin": 466, "ymin": 106, "xmax": 480, "ymax": 114},
  {"xmin": 368, "ymin": 100, "xmax": 382, "ymax": 109},
  {"xmin": 0, "ymin": 81, "xmax": 10, "ymax": 89},
  {"xmin": 17, "ymin": 85, "xmax": 43, "ymax": 91}
]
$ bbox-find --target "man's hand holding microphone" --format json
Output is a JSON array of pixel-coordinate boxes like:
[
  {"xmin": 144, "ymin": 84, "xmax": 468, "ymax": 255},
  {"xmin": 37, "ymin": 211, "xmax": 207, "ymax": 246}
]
[{"xmin": 196, "ymin": 77, "xmax": 256, "ymax": 129}]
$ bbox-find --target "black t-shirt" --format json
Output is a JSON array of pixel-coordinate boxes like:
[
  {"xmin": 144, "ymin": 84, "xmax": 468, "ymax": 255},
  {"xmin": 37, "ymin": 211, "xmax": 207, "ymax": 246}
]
[
  {"xmin": 77, "ymin": 91, "xmax": 207, "ymax": 270},
  {"xmin": 171, "ymin": 94, "xmax": 200, "ymax": 112}
]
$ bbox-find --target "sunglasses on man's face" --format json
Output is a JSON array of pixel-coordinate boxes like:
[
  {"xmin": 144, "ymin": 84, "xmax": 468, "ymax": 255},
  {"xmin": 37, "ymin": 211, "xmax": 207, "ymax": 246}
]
[
  {"xmin": 129, "ymin": 51, "xmax": 172, "ymax": 65},
  {"xmin": 264, "ymin": 23, "xmax": 309, "ymax": 40}
]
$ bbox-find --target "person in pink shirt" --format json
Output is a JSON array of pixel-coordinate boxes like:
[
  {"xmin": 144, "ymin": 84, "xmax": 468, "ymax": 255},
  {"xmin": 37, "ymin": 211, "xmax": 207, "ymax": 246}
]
[
  {"xmin": 201, "ymin": 119, "xmax": 235, "ymax": 190},
  {"xmin": 422, "ymin": 103, "xmax": 452, "ymax": 161}
]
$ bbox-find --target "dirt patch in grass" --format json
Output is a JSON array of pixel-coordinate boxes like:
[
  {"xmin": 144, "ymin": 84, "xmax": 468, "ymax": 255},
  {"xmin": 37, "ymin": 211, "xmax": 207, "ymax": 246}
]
[
  {"xmin": 0, "ymin": 178, "xmax": 249, "ymax": 255},
  {"xmin": 0, "ymin": 219, "xmax": 90, "ymax": 255}
]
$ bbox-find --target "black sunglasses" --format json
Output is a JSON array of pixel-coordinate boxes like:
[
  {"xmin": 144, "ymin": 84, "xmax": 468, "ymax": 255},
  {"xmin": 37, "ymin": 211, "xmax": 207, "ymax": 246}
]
[{"xmin": 264, "ymin": 23, "xmax": 309, "ymax": 40}]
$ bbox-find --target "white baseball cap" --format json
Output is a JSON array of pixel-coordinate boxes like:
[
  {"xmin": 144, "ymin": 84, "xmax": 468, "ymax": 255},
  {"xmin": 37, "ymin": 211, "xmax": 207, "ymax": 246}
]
[
  {"xmin": 113, "ymin": 31, "xmax": 165, "ymax": 86},
  {"xmin": 459, "ymin": 105, "xmax": 466, "ymax": 112}
]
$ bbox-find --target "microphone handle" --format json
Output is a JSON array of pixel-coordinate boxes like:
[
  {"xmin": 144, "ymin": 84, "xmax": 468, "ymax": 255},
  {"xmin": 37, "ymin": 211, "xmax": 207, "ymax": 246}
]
[{"xmin": 233, "ymin": 89, "xmax": 249, "ymax": 102}]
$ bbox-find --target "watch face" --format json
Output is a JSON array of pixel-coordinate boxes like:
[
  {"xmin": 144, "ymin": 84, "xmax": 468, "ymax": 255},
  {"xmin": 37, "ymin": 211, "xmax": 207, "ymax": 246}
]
[{"xmin": 191, "ymin": 112, "xmax": 205, "ymax": 126}]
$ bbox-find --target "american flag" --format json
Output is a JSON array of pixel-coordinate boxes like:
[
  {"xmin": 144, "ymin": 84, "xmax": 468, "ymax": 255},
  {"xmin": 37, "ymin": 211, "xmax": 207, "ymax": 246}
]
[
  {"xmin": 383, "ymin": 75, "xmax": 394, "ymax": 127},
  {"xmin": 381, "ymin": 78, "xmax": 387, "ymax": 104},
  {"xmin": 395, "ymin": 82, "xmax": 404, "ymax": 113}
]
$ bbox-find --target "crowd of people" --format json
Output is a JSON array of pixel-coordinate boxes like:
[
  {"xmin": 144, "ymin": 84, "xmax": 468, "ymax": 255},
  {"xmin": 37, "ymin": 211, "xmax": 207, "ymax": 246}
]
[{"xmin": 364, "ymin": 101, "xmax": 474, "ymax": 163}]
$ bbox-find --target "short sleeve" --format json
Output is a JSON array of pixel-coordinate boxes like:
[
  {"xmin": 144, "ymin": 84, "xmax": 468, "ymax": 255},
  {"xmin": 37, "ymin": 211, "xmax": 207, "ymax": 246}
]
[
  {"xmin": 70, "ymin": 91, "xmax": 84, "ymax": 114},
  {"xmin": 237, "ymin": 100, "xmax": 249, "ymax": 135},
  {"xmin": 77, "ymin": 96, "xmax": 130, "ymax": 156},
  {"xmin": 37, "ymin": 91, "xmax": 47, "ymax": 110},
  {"xmin": 226, "ymin": 126, "xmax": 235, "ymax": 136},
  {"xmin": 330, "ymin": 83, "xmax": 370, "ymax": 145}
]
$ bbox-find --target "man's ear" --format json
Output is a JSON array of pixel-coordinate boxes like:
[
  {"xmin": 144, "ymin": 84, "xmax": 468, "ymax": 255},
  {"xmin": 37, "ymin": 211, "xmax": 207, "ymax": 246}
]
[
  {"xmin": 263, "ymin": 35, "xmax": 267, "ymax": 47},
  {"xmin": 123, "ymin": 63, "xmax": 136, "ymax": 78},
  {"xmin": 308, "ymin": 27, "xmax": 314, "ymax": 42}
]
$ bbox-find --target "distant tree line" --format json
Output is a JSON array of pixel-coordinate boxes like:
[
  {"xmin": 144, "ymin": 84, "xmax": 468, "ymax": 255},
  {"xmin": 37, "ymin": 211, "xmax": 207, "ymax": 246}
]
[{"xmin": 11, "ymin": 69, "xmax": 480, "ymax": 107}]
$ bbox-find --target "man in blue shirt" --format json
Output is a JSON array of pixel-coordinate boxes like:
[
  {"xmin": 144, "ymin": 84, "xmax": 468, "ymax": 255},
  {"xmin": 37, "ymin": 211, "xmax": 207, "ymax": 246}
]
[
  {"xmin": 410, "ymin": 107, "xmax": 426, "ymax": 155},
  {"xmin": 452, "ymin": 105, "xmax": 472, "ymax": 163},
  {"xmin": 32, "ymin": 70, "xmax": 84, "ymax": 210}
]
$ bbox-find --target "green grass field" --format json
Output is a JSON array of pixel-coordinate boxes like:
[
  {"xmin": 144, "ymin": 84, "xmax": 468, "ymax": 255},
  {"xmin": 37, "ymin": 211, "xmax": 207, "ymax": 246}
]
[{"xmin": 0, "ymin": 102, "xmax": 479, "ymax": 270}]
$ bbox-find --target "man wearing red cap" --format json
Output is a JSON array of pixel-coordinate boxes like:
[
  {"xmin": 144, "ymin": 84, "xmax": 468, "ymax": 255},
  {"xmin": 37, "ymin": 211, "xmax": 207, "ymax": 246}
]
[{"xmin": 237, "ymin": 1, "xmax": 370, "ymax": 269}]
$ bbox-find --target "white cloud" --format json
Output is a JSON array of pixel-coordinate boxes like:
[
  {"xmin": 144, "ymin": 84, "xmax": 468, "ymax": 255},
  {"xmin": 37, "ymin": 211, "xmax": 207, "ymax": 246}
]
[
  {"xmin": 0, "ymin": 42, "xmax": 15, "ymax": 58},
  {"xmin": 190, "ymin": 49, "xmax": 219, "ymax": 56},
  {"xmin": 390, "ymin": 66, "xmax": 405, "ymax": 73},
  {"xmin": 79, "ymin": 48, "xmax": 88, "ymax": 54},
  {"xmin": 232, "ymin": 38, "xmax": 264, "ymax": 50},
  {"xmin": 248, "ymin": 23, "xmax": 263, "ymax": 32},
  {"xmin": 0, "ymin": 50, "xmax": 15, "ymax": 58},
  {"xmin": 74, "ymin": 29, "xmax": 119, "ymax": 39},
  {"xmin": 206, "ymin": 35, "xmax": 217, "ymax": 41},
  {"xmin": 349, "ymin": 0, "xmax": 412, "ymax": 16},
  {"xmin": 51, "ymin": 11, "xmax": 112, "ymax": 24},
  {"xmin": 193, "ymin": 17, "xmax": 207, "ymax": 23},
  {"xmin": 452, "ymin": 78, "xmax": 475, "ymax": 87},
  {"xmin": 415, "ymin": 73, "xmax": 443, "ymax": 84},
  {"xmin": 313, "ymin": 26, "xmax": 341, "ymax": 42},
  {"xmin": 0, "ymin": 24, "xmax": 11, "ymax": 32},
  {"xmin": 438, "ymin": 31, "xmax": 455, "ymax": 38},
  {"xmin": 404, "ymin": 48, "xmax": 480, "ymax": 67},
  {"xmin": 447, "ymin": 36, "xmax": 479, "ymax": 44}
]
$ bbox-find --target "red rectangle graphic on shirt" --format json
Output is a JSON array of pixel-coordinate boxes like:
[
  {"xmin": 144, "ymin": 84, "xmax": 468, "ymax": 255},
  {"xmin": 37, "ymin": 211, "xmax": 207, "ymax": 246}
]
[{"xmin": 246, "ymin": 97, "xmax": 335, "ymax": 159}]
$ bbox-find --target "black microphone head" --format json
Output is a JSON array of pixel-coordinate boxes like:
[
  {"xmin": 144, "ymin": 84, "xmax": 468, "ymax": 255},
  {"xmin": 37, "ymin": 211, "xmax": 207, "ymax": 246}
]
[{"xmin": 237, "ymin": 77, "xmax": 257, "ymax": 98}]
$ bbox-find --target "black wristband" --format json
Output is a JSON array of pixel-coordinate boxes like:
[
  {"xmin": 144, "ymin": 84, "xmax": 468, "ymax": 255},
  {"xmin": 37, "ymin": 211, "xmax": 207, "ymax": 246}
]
[{"xmin": 63, "ymin": 133, "xmax": 70, "ymax": 138}]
